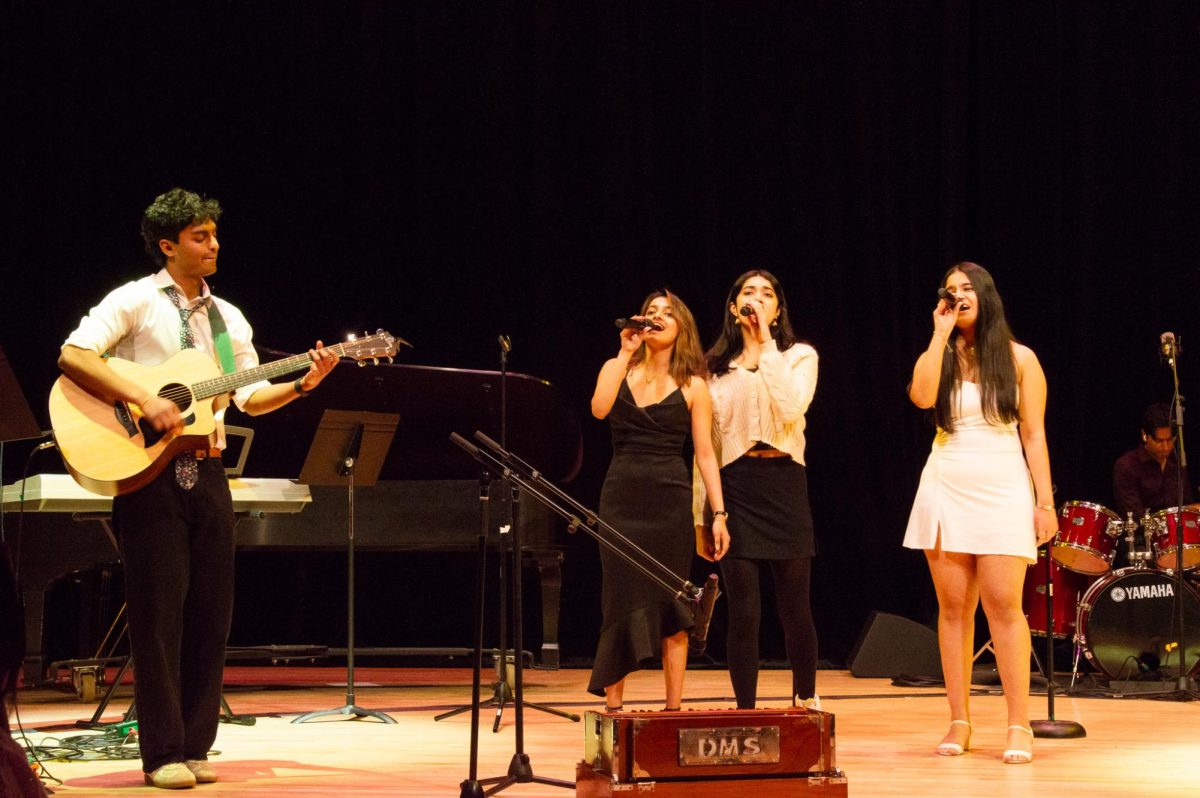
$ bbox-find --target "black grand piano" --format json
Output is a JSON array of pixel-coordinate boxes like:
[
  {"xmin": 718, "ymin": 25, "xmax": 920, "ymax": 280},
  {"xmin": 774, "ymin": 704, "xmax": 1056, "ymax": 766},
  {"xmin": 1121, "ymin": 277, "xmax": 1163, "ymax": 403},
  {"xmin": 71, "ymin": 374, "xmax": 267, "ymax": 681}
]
[
  {"xmin": 4, "ymin": 357, "xmax": 581, "ymax": 680},
  {"xmin": 231, "ymin": 358, "xmax": 582, "ymax": 669}
]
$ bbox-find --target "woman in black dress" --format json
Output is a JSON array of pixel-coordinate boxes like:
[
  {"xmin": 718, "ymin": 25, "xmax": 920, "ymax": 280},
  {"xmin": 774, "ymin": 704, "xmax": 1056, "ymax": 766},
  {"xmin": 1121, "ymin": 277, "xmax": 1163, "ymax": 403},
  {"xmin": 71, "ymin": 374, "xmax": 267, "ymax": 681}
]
[
  {"xmin": 695, "ymin": 270, "xmax": 820, "ymax": 709},
  {"xmin": 588, "ymin": 289, "xmax": 729, "ymax": 711}
]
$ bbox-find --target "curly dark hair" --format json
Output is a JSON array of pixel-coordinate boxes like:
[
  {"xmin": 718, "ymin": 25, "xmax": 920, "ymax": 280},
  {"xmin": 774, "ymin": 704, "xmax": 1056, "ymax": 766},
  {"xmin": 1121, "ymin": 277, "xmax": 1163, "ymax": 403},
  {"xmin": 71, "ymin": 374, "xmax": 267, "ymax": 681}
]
[
  {"xmin": 934, "ymin": 261, "xmax": 1020, "ymax": 433},
  {"xmin": 140, "ymin": 188, "xmax": 222, "ymax": 267},
  {"xmin": 705, "ymin": 269, "xmax": 797, "ymax": 377}
]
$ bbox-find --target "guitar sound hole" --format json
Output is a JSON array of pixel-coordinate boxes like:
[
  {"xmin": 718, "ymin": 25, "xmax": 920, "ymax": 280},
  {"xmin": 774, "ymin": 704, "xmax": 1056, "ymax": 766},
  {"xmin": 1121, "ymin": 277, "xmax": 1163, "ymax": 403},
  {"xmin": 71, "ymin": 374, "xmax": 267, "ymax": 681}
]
[
  {"xmin": 132, "ymin": 384, "xmax": 196, "ymax": 449},
  {"xmin": 159, "ymin": 382, "xmax": 191, "ymax": 412}
]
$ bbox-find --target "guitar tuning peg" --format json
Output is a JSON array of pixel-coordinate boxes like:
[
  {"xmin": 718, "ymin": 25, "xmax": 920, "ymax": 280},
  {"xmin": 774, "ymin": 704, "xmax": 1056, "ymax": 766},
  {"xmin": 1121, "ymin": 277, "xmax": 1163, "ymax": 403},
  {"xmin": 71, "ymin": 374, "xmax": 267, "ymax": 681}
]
[
  {"xmin": 372, "ymin": 357, "xmax": 379, "ymax": 366},
  {"xmin": 386, "ymin": 356, "xmax": 393, "ymax": 364},
  {"xmin": 357, "ymin": 360, "xmax": 366, "ymax": 368}
]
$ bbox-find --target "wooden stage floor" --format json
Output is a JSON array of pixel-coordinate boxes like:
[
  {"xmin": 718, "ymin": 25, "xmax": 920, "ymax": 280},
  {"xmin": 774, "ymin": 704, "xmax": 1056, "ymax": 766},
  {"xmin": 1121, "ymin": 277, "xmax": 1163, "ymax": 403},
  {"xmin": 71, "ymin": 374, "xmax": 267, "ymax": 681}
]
[{"xmin": 10, "ymin": 666, "xmax": 1199, "ymax": 796}]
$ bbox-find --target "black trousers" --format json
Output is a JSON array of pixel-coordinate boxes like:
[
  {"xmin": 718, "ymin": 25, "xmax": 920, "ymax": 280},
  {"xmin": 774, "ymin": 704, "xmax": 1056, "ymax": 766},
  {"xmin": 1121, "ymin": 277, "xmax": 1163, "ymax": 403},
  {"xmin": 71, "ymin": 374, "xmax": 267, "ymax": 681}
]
[
  {"xmin": 113, "ymin": 457, "xmax": 234, "ymax": 773},
  {"xmin": 719, "ymin": 556, "xmax": 817, "ymax": 708}
]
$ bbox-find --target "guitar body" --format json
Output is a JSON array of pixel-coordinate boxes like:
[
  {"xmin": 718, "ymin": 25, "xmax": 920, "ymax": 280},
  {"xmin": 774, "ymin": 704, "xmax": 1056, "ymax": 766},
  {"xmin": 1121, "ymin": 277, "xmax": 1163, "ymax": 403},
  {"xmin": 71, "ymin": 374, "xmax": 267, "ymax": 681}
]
[
  {"xmin": 49, "ymin": 349, "xmax": 224, "ymax": 497},
  {"xmin": 48, "ymin": 329, "xmax": 401, "ymax": 497}
]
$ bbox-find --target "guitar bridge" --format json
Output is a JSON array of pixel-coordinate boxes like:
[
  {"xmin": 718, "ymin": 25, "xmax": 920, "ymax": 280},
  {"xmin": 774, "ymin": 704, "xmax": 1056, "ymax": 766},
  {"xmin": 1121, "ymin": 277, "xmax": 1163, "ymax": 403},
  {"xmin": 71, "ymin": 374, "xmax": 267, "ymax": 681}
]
[{"xmin": 113, "ymin": 402, "xmax": 138, "ymax": 438}]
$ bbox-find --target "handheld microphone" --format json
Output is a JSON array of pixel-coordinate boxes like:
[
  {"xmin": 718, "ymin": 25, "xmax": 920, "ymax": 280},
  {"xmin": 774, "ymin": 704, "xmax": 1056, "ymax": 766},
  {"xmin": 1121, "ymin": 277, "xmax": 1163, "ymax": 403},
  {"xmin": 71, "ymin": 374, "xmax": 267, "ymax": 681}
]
[
  {"xmin": 739, "ymin": 305, "xmax": 754, "ymax": 318},
  {"xmin": 1160, "ymin": 331, "xmax": 1178, "ymax": 362},
  {"xmin": 937, "ymin": 287, "xmax": 966, "ymax": 310},
  {"xmin": 614, "ymin": 317, "xmax": 663, "ymax": 332}
]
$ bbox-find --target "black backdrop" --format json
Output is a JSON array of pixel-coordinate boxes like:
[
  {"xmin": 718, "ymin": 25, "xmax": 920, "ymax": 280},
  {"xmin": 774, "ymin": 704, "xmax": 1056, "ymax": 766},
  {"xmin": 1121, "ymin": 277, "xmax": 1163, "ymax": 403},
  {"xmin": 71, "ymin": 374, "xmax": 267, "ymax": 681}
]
[{"xmin": 3, "ymin": 2, "xmax": 1198, "ymax": 665}]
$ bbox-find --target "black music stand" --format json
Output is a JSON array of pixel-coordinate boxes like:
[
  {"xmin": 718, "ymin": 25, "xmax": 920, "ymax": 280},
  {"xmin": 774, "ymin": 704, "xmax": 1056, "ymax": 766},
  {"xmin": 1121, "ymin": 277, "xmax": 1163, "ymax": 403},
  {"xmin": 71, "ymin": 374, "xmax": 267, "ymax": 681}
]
[{"xmin": 292, "ymin": 409, "xmax": 399, "ymax": 724}]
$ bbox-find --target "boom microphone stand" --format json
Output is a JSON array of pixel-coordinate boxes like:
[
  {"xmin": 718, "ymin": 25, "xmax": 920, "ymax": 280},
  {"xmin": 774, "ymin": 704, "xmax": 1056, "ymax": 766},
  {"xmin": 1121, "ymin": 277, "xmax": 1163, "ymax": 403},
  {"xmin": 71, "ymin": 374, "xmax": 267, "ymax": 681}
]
[
  {"xmin": 460, "ymin": 432, "xmax": 719, "ymax": 655},
  {"xmin": 452, "ymin": 432, "xmax": 720, "ymax": 798},
  {"xmin": 1161, "ymin": 333, "xmax": 1200, "ymax": 697}
]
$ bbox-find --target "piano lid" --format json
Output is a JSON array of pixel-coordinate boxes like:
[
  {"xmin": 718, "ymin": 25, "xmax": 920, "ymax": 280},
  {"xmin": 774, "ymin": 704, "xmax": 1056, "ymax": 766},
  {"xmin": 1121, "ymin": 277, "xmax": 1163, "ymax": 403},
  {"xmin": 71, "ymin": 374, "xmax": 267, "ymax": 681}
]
[{"xmin": 232, "ymin": 360, "xmax": 583, "ymax": 483}]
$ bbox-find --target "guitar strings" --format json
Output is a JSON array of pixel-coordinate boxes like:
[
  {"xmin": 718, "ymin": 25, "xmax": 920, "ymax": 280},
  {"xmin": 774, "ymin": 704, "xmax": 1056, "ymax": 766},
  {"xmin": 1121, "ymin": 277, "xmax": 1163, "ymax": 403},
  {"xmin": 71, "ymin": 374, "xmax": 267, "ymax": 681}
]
[{"xmin": 143, "ymin": 338, "xmax": 383, "ymax": 408}]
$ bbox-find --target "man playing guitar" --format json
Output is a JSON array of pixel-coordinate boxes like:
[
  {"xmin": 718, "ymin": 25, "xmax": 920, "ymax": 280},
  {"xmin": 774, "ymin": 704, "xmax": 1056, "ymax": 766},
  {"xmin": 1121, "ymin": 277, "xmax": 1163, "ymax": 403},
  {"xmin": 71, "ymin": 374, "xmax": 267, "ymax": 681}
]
[{"xmin": 57, "ymin": 188, "xmax": 338, "ymax": 789}]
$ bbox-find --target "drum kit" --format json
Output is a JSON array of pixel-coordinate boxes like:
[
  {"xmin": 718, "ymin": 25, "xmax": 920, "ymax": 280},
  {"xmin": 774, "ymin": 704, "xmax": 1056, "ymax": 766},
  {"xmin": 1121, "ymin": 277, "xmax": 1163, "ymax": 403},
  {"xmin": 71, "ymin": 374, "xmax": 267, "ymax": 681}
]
[{"xmin": 1024, "ymin": 500, "xmax": 1200, "ymax": 684}]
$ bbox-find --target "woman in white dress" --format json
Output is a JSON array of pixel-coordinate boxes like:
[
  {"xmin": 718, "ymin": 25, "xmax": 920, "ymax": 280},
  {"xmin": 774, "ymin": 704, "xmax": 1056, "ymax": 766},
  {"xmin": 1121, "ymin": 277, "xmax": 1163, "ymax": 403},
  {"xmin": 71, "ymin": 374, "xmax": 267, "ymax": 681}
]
[{"xmin": 904, "ymin": 262, "xmax": 1057, "ymax": 764}]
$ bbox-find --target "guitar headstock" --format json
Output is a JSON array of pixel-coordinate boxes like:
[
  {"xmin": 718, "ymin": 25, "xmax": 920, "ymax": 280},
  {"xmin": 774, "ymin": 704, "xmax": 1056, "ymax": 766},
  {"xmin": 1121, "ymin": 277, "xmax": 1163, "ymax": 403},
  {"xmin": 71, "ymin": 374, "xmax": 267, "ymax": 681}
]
[{"xmin": 340, "ymin": 330, "xmax": 408, "ymax": 365}]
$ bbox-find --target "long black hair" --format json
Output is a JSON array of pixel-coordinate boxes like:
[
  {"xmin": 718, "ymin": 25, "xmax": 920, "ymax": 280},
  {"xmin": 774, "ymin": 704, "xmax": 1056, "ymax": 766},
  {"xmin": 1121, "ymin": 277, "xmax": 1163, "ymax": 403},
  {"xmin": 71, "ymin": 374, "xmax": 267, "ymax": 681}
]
[
  {"xmin": 935, "ymin": 262, "xmax": 1020, "ymax": 432},
  {"xmin": 706, "ymin": 270, "xmax": 797, "ymax": 376}
]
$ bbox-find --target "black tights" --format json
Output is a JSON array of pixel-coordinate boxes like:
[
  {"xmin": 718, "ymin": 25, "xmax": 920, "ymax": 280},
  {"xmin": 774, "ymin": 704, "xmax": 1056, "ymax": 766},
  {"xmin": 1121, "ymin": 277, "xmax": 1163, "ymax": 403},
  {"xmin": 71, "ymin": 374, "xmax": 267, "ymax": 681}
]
[{"xmin": 719, "ymin": 556, "xmax": 817, "ymax": 708}]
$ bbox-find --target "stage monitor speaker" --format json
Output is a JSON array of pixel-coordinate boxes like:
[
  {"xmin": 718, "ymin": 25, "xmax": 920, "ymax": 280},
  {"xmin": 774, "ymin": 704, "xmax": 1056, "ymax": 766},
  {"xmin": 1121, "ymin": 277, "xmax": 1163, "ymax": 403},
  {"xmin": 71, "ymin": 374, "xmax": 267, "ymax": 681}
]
[{"xmin": 847, "ymin": 611, "xmax": 942, "ymax": 679}]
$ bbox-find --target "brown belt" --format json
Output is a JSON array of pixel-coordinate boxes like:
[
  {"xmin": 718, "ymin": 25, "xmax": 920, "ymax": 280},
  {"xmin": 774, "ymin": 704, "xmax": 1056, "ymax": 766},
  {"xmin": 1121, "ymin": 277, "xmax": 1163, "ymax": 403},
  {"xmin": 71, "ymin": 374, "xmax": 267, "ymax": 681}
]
[
  {"xmin": 191, "ymin": 447, "xmax": 223, "ymax": 460},
  {"xmin": 745, "ymin": 448, "xmax": 789, "ymax": 459}
]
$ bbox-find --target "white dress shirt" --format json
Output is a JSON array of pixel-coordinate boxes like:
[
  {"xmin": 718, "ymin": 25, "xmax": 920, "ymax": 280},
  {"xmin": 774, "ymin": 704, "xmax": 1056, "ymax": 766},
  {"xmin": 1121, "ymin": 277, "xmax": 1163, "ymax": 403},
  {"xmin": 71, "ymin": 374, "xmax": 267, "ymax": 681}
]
[{"xmin": 63, "ymin": 269, "xmax": 271, "ymax": 444}]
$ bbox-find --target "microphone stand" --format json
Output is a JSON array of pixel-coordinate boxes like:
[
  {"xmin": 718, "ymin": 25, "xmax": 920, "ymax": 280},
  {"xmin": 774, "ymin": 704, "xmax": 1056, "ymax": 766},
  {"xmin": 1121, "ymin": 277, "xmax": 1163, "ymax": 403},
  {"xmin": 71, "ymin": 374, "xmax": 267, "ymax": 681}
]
[
  {"xmin": 438, "ymin": 336, "xmax": 577, "ymax": 733},
  {"xmin": 1163, "ymin": 337, "xmax": 1199, "ymax": 697},
  {"xmin": 450, "ymin": 431, "xmax": 721, "ymax": 796},
  {"xmin": 459, "ymin": 431, "xmax": 715, "ymax": 612},
  {"xmin": 1031, "ymin": 538, "xmax": 1085, "ymax": 740}
]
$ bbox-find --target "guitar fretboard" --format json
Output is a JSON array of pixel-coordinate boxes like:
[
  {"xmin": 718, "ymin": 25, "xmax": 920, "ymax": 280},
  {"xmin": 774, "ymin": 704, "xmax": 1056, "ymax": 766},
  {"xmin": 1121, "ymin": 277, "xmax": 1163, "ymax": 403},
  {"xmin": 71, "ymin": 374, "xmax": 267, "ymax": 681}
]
[{"xmin": 191, "ymin": 340, "xmax": 358, "ymax": 400}]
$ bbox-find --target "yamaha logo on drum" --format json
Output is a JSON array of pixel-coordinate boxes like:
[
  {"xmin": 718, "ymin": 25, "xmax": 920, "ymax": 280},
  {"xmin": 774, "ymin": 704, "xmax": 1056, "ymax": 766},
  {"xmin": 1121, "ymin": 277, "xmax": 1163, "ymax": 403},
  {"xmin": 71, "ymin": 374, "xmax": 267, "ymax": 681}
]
[{"xmin": 1110, "ymin": 583, "xmax": 1174, "ymax": 603}]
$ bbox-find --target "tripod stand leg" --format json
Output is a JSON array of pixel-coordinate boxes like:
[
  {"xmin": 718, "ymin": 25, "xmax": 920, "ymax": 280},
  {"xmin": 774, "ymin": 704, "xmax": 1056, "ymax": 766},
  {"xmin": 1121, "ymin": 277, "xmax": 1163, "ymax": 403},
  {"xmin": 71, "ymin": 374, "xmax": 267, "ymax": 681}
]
[
  {"xmin": 521, "ymin": 701, "xmax": 580, "ymax": 722},
  {"xmin": 77, "ymin": 655, "xmax": 134, "ymax": 729},
  {"xmin": 435, "ymin": 703, "xmax": 475, "ymax": 722},
  {"xmin": 220, "ymin": 694, "xmax": 256, "ymax": 726},
  {"xmin": 292, "ymin": 704, "xmax": 397, "ymax": 724}
]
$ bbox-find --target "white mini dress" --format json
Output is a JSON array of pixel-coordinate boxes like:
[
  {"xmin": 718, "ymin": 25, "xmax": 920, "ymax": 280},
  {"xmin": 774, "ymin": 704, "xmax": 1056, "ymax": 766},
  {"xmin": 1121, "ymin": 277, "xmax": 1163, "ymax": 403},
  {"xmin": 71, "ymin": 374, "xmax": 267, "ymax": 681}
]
[{"xmin": 903, "ymin": 381, "xmax": 1037, "ymax": 563}]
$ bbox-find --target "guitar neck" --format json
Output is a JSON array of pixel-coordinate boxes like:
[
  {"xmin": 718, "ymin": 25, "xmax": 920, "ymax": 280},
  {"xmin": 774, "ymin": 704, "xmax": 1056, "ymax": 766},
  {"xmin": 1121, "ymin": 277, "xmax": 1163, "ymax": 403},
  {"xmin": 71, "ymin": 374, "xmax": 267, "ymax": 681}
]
[{"xmin": 192, "ymin": 343, "xmax": 349, "ymax": 400}]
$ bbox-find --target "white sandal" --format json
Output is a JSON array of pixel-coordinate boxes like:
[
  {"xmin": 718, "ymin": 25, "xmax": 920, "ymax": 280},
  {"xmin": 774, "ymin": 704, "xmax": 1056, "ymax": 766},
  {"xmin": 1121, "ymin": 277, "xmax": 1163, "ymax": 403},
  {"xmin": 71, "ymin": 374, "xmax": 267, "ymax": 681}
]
[
  {"xmin": 1003, "ymin": 725, "xmax": 1034, "ymax": 764},
  {"xmin": 936, "ymin": 719, "xmax": 971, "ymax": 756}
]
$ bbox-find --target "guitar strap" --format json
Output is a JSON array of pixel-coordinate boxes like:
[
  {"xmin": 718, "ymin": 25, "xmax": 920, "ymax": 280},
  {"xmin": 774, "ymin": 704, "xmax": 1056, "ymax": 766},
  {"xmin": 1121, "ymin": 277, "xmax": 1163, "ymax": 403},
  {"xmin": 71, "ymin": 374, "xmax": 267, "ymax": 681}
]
[
  {"xmin": 204, "ymin": 299, "xmax": 237, "ymax": 376},
  {"xmin": 163, "ymin": 284, "xmax": 236, "ymax": 376}
]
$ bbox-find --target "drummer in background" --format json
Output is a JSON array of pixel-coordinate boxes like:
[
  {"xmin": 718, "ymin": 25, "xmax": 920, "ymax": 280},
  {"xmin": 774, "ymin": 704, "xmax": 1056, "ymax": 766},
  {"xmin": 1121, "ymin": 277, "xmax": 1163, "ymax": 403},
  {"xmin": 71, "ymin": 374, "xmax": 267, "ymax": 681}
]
[{"xmin": 1112, "ymin": 403, "xmax": 1194, "ymax": 520}]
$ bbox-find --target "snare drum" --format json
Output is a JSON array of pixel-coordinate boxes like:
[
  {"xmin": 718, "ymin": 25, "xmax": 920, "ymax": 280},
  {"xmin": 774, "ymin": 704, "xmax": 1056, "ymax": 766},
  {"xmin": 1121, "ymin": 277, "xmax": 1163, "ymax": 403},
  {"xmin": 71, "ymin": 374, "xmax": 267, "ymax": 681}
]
[
  {"xmin": 1148, "ymin": 507, "xmax": 1200, "ymax": 572},
  {"xmin": 1052, "ymin": 501, "xmax": 1121, "ymax": 575},
  {"xmin": 1023, "ymin": 548, "xmax": 1091, "ymax": 638},
  {"xmin": 1076, "ymin": 567, "xmax": 1200, "ymax": 679}
]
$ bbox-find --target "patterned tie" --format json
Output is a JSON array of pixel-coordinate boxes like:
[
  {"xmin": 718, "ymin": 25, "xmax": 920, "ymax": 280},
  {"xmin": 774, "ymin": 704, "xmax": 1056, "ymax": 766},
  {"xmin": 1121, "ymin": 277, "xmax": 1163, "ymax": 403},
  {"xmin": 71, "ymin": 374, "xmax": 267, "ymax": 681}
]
[{"xmin": 163, "ymin": 286, "xmax": 199, "ymax": 490}]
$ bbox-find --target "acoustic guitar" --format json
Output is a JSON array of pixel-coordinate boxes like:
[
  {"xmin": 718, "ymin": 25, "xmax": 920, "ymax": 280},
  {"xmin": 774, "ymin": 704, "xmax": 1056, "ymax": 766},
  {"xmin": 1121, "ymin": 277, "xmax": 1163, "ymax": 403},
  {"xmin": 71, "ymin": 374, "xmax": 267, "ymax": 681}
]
[{"xmin": 49, "ymin": 330, "xmax": 400, "ymax": 497}]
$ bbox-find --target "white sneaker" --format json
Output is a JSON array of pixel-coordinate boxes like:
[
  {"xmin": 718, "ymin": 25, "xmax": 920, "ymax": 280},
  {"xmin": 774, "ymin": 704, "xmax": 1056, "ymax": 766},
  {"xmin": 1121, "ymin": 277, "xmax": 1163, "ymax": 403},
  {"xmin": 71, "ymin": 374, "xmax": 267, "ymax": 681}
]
[
  {"xmin": 144, "ymin": 762, "xmax": 197, "ymax": 789},
  {"xmin": 184, "ymin": 759, "xmax": 218, "ymax": 783}
]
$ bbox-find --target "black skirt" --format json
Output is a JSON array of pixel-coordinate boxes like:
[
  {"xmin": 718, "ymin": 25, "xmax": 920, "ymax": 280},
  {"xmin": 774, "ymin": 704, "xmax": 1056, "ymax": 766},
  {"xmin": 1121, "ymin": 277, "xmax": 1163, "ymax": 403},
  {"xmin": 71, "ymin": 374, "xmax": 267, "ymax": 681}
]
[{"xmin": 721, "ymin": 455, "xmax": 815, "ymax": 560}]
